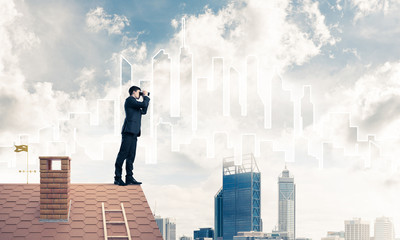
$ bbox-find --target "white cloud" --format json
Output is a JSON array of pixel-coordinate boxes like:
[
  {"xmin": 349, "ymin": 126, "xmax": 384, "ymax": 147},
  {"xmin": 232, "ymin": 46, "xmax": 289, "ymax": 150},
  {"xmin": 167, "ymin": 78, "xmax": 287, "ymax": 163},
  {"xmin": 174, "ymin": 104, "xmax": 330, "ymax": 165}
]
[
  {"xmin": 0, "ymin": 1, "xmax": 102, "ymax": 143},
  {"xmin": 171, "ymin": 18, "xmax": 179, "ymax": 29},
  {"xmin": 163, "ymin": 0, "xmax": 336, "ymax": 79},
  {"xmin": 336, "ymin": 0, "xmax": 343, "ymax": 11},
  {"xmin": 0, "ymin": 0, "xmax": 39, "ymax": 73},
  {"xmin": 120, "ymin": 36, "xmax": 148, "ymax": 63},
  {"xmin": 343, "ymin": 61, "xmax": 400, "ymax": 134},
  {"xmin": 302, "ymin": 0, "xmax": 337, "ymax": 46},
  {"xmin": 343, "ymin": 47, "xmax": 360, "ymax": 59},
  {"xmin": 350, "ymin": 0, "xmax": 400, "ymax": 21},
  {"xmin": 86, "ymin": 7, "xmax": 129, "ymax": 35}
]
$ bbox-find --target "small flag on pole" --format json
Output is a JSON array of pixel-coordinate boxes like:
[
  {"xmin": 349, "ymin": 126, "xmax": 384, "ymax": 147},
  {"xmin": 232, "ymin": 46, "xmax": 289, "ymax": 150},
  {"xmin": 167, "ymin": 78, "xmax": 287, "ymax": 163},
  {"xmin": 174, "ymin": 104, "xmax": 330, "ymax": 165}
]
[{"xmin": 14, "ymin": 144, "xmax": 28, "ymax": 152}]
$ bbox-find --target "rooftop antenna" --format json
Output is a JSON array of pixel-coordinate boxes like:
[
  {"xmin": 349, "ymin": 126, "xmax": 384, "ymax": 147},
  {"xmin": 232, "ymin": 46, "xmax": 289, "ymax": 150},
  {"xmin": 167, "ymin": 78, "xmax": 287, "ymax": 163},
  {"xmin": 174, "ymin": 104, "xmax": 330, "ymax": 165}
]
[
  {"xmin": 154, "ymin": 200, "xmax": 157, "ymax": 216},
  {"xmin": 182, "ymin": 17, "xmax": 186, "ymax": 48}
]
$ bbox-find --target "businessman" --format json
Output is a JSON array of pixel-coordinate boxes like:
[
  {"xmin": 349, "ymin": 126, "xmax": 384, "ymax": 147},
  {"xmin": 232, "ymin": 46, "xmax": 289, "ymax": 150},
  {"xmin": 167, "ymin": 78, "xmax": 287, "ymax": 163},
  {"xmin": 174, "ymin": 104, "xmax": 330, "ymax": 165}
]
[{"xmin": 114, "ymin": 86, "xmax": 150, "ymax": 186}]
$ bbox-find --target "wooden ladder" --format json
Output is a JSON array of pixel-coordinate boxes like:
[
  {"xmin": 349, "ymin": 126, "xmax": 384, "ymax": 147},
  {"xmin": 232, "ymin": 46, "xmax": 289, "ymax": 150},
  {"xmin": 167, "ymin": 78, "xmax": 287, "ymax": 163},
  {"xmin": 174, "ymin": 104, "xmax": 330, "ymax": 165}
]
[{"xmin": 101, "ymin": 202, "xmax": 132, "ymax": 240}]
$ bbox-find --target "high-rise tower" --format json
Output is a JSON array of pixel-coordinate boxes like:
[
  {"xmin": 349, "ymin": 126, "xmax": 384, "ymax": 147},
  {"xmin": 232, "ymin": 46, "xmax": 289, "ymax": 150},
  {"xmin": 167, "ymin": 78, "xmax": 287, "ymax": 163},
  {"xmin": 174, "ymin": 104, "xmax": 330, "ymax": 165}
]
[
  {"xmin": 214, "ymin": 153, "xmax": 261, "ymax": 240},
  {"xmin": 374, "ymin": 217, "xmax": 394, "ymax": 240},
  {"xmin": 278, "ymin": 166, "xmax": 295, "ymax": 240},
  {"xmin": 345, "ymin": 218, "xmax": 370, "ymax": 240}
]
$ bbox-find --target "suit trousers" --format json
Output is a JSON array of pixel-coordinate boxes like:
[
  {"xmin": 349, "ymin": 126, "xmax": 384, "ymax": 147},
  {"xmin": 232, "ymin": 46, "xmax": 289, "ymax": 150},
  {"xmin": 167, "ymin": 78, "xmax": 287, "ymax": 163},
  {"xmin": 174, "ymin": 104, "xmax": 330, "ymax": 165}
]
[{"xmin": 114, "ymin": 132, "xmax": 137, "ymax": 179}]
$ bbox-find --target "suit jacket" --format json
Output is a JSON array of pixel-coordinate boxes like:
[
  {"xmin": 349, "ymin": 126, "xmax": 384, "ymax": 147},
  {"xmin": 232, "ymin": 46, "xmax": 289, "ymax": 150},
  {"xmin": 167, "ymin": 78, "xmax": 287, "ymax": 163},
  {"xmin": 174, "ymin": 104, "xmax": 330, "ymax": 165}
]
[{"xmin": 121, "ymin": 95, "xmax": 150, "ymax": 137}]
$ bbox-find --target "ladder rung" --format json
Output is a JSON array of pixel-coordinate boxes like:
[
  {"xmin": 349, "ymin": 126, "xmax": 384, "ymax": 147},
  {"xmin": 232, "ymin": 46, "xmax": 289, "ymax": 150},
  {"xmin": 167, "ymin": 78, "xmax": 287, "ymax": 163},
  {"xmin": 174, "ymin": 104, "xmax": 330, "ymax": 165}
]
[
  {"xmin": 107, "ymin": 236, "xmax": 129, "ymax": 238},
  {"xmin": 105, "ymin": 209, "xmax": 122, "ymax": 212},
  {"xmin": 107, "ymin": 221, "xmax": 125, "ymax": 224}
]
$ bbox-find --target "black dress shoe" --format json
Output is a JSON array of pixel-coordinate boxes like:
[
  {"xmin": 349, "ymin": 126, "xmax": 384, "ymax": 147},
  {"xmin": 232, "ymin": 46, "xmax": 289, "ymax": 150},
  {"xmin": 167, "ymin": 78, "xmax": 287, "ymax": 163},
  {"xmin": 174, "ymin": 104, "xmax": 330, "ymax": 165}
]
[
  {"xmin": 114, "ymin": 178, "xmax": 127, "ymax": 186},
  {"xmin": 125, "ymin": 176, "xmax": 142, "ymax": 185}
]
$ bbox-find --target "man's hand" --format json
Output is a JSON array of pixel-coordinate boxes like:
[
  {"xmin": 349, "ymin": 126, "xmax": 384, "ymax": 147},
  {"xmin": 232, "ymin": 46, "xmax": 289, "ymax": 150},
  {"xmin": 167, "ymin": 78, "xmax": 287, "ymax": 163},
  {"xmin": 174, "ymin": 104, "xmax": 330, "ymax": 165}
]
[{"xmin": 142, "ymin": 90, "xmax": 148, "ymax": 96}]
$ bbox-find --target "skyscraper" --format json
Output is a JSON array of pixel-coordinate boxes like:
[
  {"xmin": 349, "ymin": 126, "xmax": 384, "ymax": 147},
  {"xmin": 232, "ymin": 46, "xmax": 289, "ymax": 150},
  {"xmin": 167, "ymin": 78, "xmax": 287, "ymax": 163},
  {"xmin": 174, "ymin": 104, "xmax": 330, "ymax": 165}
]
[
  {"xmin": 345, "ymin": 218, "xmax": 370, "ymax": 240},
  {"xmin": 215, "ymin": 187, "xmax": 223, "ymax": 240},
  {"xmin": 278, "ymin": 166, "xmax": 295, "ymax": 240},
  {"xmin": 194, "ymin": 227, "xmax": 214, "ymax": 240},
  {"xmin": 179, "ymin": 18, "xmax": 193, "ymax": 122},
  {"xmin": 153, "ymin": 49, "xmax": 172, "ymax": 119},
  {"xmin": 214, "ymin": 153, "xmax": 262, "ymax": 240},
  {"xmin": 155, "ymin": 216, "xmax": 176, "ymax": 240},
  {"xmin": 374, "ymin": 217, "xmax": 395, "ymax": 240}
]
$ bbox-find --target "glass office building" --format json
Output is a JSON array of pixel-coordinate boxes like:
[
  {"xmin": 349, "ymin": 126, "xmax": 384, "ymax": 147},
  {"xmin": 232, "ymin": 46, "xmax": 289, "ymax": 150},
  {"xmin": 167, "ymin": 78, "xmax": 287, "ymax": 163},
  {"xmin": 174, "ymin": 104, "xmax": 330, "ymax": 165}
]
[
  {"xmin": 214, "ymin": 153, "xmax": 262, "ymax": 240},
  {"xmin": 215, "ymin": 188, "xmax": 223, "ymax": 239},
  {"xmin": 278, "ymin": 167, "xmax": 295, "ymax": 240},
  {"xmin": 194, "ymin": 227, "xmax": 214, "ymax": 240}
]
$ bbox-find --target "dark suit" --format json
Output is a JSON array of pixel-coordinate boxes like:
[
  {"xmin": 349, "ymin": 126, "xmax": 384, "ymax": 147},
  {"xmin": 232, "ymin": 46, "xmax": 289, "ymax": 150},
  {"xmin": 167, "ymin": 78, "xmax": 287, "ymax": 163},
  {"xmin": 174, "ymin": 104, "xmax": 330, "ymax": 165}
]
[{"xmin": 114, "ymin": 95, "xmax": 150, "ymax": 179}]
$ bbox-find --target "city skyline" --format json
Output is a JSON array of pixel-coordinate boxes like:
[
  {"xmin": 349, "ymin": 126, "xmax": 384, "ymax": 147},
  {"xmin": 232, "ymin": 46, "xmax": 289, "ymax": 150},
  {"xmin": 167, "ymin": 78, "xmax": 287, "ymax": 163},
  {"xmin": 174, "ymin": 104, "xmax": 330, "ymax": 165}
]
[{"xmin": 2, "ymin": 12, "xmax": 400, "ymax": 173}]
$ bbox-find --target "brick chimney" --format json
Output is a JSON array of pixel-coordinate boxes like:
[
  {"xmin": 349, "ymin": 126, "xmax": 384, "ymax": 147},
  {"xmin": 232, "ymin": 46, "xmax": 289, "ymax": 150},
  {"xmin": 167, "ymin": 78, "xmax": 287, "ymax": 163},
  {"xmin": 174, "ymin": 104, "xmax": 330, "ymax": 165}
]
[{"xmin": 39, "ymin": 156, "xmax": 71, "ymax": 221}]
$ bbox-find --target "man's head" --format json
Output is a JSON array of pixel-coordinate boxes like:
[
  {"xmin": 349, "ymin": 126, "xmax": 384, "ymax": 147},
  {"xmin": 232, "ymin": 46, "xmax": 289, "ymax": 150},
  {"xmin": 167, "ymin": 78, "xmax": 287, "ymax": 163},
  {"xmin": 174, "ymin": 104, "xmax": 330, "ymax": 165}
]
[{"xmin": 129, "ymin": 86, "xmax": 141, "ymax": 99}]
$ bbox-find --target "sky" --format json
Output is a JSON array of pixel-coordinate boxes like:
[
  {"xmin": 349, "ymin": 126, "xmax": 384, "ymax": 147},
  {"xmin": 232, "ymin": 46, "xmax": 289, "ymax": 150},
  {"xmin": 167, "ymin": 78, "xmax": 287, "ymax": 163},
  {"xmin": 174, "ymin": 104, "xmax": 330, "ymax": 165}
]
[{"xmin": 1, "ymin": 0, "xmax": 400, "ymax": 239}]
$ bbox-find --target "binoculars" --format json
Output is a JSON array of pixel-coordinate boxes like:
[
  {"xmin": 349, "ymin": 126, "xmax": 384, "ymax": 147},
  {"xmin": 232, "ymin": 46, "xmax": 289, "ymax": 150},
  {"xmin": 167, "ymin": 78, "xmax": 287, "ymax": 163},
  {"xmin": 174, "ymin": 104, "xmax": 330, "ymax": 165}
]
[{"xmin": 139, "ymin": 91, "xmax": 150, "ymax": 96}]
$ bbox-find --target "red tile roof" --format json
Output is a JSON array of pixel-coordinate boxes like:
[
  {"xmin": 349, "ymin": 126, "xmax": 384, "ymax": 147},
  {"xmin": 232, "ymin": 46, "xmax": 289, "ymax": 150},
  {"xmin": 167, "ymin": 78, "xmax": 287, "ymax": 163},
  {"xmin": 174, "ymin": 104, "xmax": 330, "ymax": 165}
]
[{"xmin": 0, "ymin": 184, "xmax": 163, "ymax": 240}]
